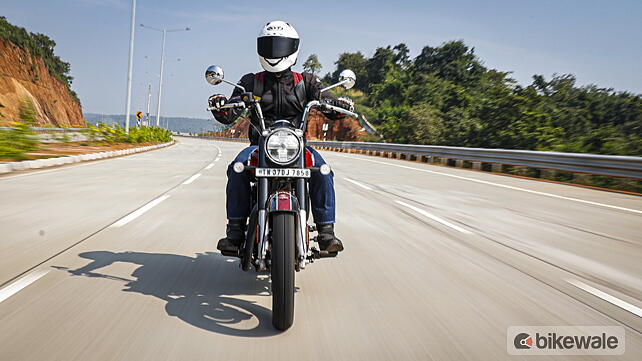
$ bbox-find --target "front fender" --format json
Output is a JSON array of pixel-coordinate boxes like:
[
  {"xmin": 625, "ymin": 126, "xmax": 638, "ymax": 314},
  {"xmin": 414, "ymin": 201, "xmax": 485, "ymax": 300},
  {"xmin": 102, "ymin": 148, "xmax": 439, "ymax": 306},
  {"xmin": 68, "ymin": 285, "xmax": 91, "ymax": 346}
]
[{"xmin": 268, "ymin": 191, "xmax": 300, "ymax": 213}]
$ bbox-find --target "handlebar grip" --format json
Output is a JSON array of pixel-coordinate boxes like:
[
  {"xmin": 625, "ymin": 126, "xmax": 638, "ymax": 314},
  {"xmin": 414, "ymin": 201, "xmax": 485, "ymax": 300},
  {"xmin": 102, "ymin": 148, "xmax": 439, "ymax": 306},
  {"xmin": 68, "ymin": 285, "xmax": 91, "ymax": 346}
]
[
  {"xmin": 221, "ymin": 102, "xmax": 246, "ymax": 109},
  {"xmin": 207, "ymin": 102, "xmax": 246, "ymax": 111}
]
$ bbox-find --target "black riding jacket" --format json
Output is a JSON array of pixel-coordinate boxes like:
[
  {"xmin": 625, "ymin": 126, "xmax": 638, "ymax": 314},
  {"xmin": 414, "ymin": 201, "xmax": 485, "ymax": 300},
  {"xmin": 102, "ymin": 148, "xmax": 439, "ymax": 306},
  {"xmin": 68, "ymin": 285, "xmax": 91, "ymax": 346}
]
[{"xmin": 211, "ymin": 69, "xmax": 341, "ymax": 145}]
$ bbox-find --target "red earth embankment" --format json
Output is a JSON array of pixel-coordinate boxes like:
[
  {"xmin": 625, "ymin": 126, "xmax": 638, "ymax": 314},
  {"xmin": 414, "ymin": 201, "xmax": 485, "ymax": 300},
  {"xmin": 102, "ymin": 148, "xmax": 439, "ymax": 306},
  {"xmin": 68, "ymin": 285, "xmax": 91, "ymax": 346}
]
[{"xmin": 0, "ymin": 39, "xmax": 85, "ymax": 127}]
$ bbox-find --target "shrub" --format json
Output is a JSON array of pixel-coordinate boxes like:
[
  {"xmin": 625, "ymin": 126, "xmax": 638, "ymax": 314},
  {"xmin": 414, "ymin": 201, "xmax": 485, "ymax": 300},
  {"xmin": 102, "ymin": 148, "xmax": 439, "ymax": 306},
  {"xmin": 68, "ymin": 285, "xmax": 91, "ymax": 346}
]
[
  {"xmin": 0, "ymin": 99, "xmax": 39, "ymax": 160},
  {"xmin": 53, "ymin": 132, "xmax": 72, "ymax": 143},
  {"xmin": 126, "ymin": 126, "xmax": 172, "ymax": 143},
  {"xmin": 84, "ymin": 123, "xmax": 172, "ymax": 144}
]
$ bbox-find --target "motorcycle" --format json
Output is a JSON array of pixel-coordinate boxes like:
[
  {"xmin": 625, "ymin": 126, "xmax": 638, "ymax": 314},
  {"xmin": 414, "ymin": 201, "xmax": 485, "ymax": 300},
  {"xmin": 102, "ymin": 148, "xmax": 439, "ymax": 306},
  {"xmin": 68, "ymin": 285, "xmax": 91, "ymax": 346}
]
[{"xmin": 204, "ymin": 65, "xmax": 359, "ymax": 331}]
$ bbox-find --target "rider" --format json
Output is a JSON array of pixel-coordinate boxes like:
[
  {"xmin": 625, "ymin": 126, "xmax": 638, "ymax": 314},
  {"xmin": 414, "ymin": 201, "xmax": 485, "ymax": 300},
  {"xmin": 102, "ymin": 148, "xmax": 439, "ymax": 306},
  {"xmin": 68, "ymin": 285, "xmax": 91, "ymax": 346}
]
[{"xmin": 209, "ymin": 21, "xmax": 353, "ymax": 254}]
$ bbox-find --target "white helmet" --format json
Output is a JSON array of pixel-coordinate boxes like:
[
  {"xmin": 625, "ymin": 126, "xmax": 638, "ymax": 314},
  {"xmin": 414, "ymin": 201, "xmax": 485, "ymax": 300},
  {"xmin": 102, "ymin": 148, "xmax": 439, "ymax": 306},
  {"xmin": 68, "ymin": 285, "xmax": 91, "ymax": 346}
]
[{"xmin": 257, "ymin": 21, "xmax": 299, "ymax": 73}]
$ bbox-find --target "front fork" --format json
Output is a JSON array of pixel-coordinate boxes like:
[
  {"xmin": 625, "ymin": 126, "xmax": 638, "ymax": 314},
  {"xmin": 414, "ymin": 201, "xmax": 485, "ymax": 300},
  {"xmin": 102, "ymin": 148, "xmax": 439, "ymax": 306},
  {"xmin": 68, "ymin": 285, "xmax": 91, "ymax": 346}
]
[
  {"xmin": 295, "ymin": 153, "xmax": 308, "ymax": 270},
  {"xmin": 255, "ymin": 143, "xmax": 309, "ymax": 271},
  {"xmin": 256, "ymin": 193, "xmax": 307, "ymax": 270},
  {"xmin": 257, "ymin": 142, "xmax": 269, "ymax": 270}
]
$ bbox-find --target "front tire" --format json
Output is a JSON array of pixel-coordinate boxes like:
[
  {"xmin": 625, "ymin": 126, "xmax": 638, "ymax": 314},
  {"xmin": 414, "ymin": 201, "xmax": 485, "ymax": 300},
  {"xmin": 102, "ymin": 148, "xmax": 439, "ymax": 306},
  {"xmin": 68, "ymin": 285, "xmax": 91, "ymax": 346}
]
[{"xmin": 271, "ymin": 212, "xmax": 295, "ymax": 330}]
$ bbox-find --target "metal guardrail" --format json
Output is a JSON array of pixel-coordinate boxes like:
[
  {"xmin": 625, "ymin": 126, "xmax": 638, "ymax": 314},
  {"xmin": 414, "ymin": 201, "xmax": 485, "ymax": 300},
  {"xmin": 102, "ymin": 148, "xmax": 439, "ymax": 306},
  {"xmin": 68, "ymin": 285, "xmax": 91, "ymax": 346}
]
[
  {"xmin": 188, "ymin": 137, "xmax": 642, "ymax": 180},
  {"xmin": 174, "ymin": 135, "xmax": 642, "ymax": 180},
  {"xmin": 308, "ymin": 141, "xmax": 642, "ymax": 180}
]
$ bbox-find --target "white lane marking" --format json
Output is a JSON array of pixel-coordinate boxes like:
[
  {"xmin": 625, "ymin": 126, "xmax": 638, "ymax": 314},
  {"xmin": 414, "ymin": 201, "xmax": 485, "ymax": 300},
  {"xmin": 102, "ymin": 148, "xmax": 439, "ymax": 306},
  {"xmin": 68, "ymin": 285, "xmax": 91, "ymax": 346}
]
[
  {"xmin": 203, "ymin": 145, "xmax": 223, "ymax": 170},
  {"xmin": 110, "ymin": 195, "xmax": 170, "ymax": 228},
  {"xmin": 0, "ymin": 269, "xmax": 50, "ymax": 303},
  {"xmin": 334, "ymin": 154, "xmax": 642, "ymax": 215},
  {"xmin": 343, "ymin": 177, "xmax": 373, "ymax": 190},
  {"xmin": 566, "ymin": 278, "xmax": 642, "ymax": 317},
  {"xmin": 214, "ymin": 145, "xmax": 222, "ymax": 161},
  {"xmin": 182, "ymin": 173, "xmax": 202, "ymax": 185},
  {"xmin": 396, "ymin": 200, "xmax": 473, "ymax": 234}
]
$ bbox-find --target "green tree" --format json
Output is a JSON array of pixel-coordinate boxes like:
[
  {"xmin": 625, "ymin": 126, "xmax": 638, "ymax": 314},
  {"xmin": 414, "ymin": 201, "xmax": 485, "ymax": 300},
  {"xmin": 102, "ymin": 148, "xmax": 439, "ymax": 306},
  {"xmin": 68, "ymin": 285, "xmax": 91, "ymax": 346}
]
[
  {"xmin": 302, "ymin": 54, "xmax": 322, "ymax": 75},
  {"xmin": 412, "ymin": 40, "xmax": 486, "ymax": 87},
  {"xmin": 323, "ymin": 39, "xmax": 642, "ymax": 156},
  {"xmin": 325, "ymin": 51, "xmax": 369, "ymax": 91}
]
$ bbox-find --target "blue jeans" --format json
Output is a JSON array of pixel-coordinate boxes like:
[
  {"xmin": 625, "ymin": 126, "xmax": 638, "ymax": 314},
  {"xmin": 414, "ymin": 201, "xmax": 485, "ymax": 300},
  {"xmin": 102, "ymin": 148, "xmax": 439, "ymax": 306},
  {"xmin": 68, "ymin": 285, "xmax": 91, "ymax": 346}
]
[{"xmin": 226, "ymin": 146, "xmax": 335, "ymax": 224}]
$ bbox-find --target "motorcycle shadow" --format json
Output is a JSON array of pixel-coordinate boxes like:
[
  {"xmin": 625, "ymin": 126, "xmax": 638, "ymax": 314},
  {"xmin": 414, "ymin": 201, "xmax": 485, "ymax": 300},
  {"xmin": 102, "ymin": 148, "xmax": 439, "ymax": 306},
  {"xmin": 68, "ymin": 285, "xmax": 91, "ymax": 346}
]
[{"xmin": 62, "ymin": 250, "xmax": 286, "ymax": 337}]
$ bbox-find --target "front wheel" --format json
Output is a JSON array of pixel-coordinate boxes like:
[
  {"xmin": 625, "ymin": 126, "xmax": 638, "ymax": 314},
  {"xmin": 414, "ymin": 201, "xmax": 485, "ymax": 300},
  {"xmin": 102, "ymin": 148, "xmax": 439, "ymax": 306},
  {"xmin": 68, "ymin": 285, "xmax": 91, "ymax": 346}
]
[{"xmin": 271, "ymin": 212, "xmax": 295, "ymax": 330}]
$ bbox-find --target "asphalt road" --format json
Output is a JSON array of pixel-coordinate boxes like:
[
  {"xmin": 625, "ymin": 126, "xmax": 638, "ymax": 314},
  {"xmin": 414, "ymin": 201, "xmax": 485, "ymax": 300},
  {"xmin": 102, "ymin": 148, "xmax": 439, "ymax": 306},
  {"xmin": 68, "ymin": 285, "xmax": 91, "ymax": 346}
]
[{"xmin": 0, "ymin": 136, "xmax": 641, "ymax": 360}]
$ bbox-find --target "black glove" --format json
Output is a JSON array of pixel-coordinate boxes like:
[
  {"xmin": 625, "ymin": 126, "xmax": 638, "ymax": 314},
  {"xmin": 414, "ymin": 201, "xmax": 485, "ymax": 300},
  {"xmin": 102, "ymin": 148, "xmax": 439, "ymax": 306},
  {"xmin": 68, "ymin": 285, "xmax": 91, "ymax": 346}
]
[
  {"xmin": 336, "ymin": 96, "xmax": 355, "ymax": 112},
  {"xmin": 322, "ymin": 97, "xmax": 354, "ymax": 112},
  {"xmin": 208, "ymin": 94, "xmax": 228, "ymax": 110}
]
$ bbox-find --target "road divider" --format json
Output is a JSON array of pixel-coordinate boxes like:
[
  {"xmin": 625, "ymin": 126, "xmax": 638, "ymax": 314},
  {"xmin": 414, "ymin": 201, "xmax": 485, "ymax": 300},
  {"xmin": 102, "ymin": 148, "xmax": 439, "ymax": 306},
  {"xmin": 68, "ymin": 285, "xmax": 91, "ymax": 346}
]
[{"xmin": 0, "ymin": 141, "xmax": 175, "ymax": 176}]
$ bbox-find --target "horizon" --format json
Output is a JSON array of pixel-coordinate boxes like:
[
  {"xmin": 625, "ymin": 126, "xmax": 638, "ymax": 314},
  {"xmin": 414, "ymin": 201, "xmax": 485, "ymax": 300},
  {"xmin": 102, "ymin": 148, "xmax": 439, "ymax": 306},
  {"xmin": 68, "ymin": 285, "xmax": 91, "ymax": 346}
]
[{"xmin": 2, "ymin": 0, "xmax": 642, "ymax": 119}]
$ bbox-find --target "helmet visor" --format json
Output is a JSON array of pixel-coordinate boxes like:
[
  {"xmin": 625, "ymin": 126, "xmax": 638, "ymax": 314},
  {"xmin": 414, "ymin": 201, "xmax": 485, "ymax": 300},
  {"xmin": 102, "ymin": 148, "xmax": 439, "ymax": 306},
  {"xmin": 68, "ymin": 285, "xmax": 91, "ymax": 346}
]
[{"xmin": 257, "ymin": 36, "xmax": 299, "ymax": 58}]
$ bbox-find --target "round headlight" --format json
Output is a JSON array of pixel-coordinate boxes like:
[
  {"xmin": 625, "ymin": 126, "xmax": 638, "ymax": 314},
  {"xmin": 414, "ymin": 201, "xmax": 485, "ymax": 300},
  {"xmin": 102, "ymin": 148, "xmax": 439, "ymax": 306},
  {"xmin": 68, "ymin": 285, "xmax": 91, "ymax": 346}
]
[{"xmin": 265, "ymin": 129, "xmax": 302, "ymax": 165}]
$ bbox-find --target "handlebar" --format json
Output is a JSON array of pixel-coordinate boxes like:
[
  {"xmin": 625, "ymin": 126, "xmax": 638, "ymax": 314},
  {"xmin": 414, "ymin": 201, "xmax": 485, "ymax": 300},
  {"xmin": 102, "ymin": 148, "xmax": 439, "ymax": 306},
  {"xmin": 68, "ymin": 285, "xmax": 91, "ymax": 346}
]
[
  {"xmin": 318, "ymin": 102, "xmax": 359, "ymax": 118},
  {"xmin": 208, "ymin": 98, "xmax": 360, "ymax": 135},
  {"xmin": 300, "ymin": 100, "xmax": 359, "ymax": 133},
  {"xmin": 206, "ymin": 102, "xmax": 246, "ymax": 111}
]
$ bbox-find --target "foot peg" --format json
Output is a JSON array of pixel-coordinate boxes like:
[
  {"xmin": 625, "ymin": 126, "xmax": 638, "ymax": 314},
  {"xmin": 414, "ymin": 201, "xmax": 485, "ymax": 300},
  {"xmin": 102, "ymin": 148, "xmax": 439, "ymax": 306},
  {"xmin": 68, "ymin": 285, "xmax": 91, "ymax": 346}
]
[
  {"xmin": 310, "ymin": 247, "xmax": 338, "ymax": 259},
  {"xmin": 220, "ymin": 250, "xmax": 240, "ymax": 258}
]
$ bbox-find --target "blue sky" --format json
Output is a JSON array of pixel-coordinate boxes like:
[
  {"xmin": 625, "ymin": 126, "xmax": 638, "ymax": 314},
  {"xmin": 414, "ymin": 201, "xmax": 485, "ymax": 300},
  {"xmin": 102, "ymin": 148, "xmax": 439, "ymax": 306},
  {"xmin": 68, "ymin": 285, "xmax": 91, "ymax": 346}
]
[{"xmin": 3, "ymin": 0, "xmax": 642, "ymax": 118}]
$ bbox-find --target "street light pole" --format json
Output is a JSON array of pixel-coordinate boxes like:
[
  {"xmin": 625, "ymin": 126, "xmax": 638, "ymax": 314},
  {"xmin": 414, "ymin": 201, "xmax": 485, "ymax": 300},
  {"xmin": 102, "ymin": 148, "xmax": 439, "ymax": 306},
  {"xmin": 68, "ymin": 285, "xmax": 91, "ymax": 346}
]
[
  {"xmin": 124, "ymin": 0, "xmax": 137, "ymax": 133},
  {"xmin": 145, "ymin": 83, "xmax": 152, "ymax": 126},
  {"xmin": 156, "ymin": 29, "xmax": 166, "ymax": 127},
  {"xmin": 140, "ymin": 24, "xmax": 189, "ymax": 128}
]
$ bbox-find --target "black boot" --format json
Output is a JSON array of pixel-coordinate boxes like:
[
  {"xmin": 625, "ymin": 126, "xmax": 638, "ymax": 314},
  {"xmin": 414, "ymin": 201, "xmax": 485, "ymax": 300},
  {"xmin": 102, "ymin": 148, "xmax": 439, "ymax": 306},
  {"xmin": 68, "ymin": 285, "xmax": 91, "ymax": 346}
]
[
  {"xmin": 316, "ymin": 224, "xmax": 344, "ymax": 253},
  {"xmin": 217, "ymin": 219, "xmax": 246, "ymax": 252}
]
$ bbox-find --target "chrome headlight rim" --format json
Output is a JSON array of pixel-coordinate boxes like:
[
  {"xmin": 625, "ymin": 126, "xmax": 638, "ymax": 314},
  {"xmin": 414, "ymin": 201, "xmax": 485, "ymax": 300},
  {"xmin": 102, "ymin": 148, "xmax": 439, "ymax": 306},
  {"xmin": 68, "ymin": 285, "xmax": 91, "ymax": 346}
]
[{"xmin": 265, "ymin": 127, "xmax": 303, "ymax": 165}]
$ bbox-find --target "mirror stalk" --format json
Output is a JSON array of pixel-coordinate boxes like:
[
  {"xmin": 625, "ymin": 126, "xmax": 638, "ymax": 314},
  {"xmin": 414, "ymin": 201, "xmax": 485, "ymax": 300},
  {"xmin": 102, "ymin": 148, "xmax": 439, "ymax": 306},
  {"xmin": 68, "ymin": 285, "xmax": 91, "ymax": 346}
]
[
  {"xmin": 321, "ymin": 79, "xmax": 349, "ymax": 93},
  {"xmin": 219, "ymin": 78, "xmax": 246, "ymax": 93}
]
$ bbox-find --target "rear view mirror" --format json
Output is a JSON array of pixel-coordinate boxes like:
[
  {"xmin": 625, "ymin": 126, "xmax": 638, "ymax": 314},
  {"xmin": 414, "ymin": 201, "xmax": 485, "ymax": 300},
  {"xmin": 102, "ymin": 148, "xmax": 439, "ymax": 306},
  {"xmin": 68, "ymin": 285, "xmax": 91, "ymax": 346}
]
[
  {"xmin": 320, "ymin": 69, "xmax": 357, "ymax": 93},
  {"xmin": 338, "ymin": 69, "xmax": 356, "ymax": 89},
  {"xmin": 205, "ymin": 65, "xmax": 224, "ymax": 85}
]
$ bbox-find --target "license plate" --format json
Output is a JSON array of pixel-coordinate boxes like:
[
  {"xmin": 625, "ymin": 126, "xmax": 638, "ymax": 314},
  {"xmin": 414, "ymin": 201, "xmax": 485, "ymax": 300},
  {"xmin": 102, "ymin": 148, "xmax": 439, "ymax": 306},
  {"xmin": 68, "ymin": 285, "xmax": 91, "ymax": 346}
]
[{"xmin": 256, "ymin": 168, "xmax": 311, "ymax": 178}]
